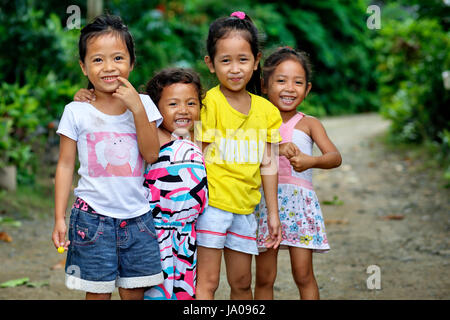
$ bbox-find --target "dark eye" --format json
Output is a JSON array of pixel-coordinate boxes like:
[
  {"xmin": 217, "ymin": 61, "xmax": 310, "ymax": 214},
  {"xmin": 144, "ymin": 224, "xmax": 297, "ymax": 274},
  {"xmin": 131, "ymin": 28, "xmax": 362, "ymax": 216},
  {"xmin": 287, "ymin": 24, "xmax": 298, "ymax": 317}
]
[
  {"xmin": 93, "ymin": 58, "xmax": 102, "ymax": 63},
  {"xmin": 276, "ymin": 79, "xmax": 285, "ymax": 83},
  {"xmin": 115, "ymin": 56, "xmax": 123, "ymax": 61}
]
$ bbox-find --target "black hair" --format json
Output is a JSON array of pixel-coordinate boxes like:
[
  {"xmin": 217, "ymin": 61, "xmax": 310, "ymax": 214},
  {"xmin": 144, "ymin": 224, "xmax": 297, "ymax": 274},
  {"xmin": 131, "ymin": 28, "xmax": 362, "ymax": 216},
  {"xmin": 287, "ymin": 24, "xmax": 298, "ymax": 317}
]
[
  {"xmin": 206, "ymin": 14, "xmax": 262, "ymax": 95},
  {"xmin": 262, "ymin": 47, "xmax": 313, "ymax": 90},
  {"xmin": 144, "ymin": 68, "xmax": 204, "ymax": 108},
  {"xmin": 79, "ymin": 14, "xmax": 136, "ymax": 89}
]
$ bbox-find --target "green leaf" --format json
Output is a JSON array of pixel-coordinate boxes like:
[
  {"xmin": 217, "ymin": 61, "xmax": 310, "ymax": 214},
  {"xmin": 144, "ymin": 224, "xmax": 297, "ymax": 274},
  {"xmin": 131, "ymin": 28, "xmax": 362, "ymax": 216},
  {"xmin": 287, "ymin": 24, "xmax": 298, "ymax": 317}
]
[
  {"xmin": 0, "ymin": 217, "xmax": 22, "ymax": 228},
  {"xmin": 0, "ymin": 277, "xmax": 29, "ymax": 288},
  {"xmin": 26, "ymin": 280, "xmax": 49, "ymax": 288},
  {"xmin": 322, "ymin": 195, "xmax": 344, "ymax": 206}
]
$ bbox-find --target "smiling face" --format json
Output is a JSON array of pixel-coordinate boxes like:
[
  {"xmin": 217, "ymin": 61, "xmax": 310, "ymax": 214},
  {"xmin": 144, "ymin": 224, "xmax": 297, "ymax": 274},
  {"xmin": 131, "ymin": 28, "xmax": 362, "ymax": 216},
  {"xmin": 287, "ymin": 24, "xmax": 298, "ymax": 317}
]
[
  {"xmin": 158, "ymin": 83, "xmax": 200, "ymax": 136},
  {"xmin": 79, "ymin": 32, "xmax": 133, "ymax": 94},
  {"xmin": 265, "ymin": 59, "xmax": 312, "ymax": 113},
  {"xmin": 205, "ymin": 31, "xmax": 260, "ymax": 96}
]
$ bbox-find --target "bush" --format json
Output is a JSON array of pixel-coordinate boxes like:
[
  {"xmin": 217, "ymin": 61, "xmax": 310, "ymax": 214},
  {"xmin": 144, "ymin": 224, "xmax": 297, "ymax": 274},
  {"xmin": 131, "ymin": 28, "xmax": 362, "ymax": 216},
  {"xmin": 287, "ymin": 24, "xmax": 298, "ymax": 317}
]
[
  {"xmin": 0, "ymin": 2, "xmax": 82, "ymax": 185},
  {"xmin": 0, "ymin": 83, "xmax": 40, "ymax": 183},
  {"xmin": 374, "ymin": 3, "xmax": 450, "ymax": 183},
  {"xmin": 375, "ymin": 17, "xmax": 450, "ymax": 144}
]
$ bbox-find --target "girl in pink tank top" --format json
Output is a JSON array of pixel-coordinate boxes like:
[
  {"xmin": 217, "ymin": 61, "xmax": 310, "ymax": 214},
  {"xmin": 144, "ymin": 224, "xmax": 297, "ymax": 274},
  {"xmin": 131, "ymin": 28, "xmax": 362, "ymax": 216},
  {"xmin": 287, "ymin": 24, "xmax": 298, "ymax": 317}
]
[{"xmin": 254, "ymin": 47, "xmax": 342, "ymax": 300}]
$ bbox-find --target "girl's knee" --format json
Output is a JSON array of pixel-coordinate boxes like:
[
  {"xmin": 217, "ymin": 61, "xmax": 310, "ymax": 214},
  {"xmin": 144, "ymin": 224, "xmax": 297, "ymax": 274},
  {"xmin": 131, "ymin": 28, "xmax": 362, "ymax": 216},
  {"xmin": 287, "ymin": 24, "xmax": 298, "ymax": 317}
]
[
  {"xmin": 292, "ymin": 268, "xmax": 315, "ymax": 287},
  {"xmin": 256, "ymin": 268, "xmax": 277, "ymax": 288},
  {"xmin": 229, "ymin": 273, "xmax": 252, "ymax": 291},
  {"xmin": 198, "ymin": 273, "xmax": 220, "ymax": 292}
]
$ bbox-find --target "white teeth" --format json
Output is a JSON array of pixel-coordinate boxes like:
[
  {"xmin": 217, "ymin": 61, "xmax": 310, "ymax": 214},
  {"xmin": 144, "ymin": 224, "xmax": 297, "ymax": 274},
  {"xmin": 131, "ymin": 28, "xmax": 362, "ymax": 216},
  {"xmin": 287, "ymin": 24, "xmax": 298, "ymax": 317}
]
[
  {"xmin": 176, "ymin": 119, "xmax": 190, "ymax": 123},
  {"xmin": 281, "ymin": 97, "xmax": 295, "ymax": 104}
]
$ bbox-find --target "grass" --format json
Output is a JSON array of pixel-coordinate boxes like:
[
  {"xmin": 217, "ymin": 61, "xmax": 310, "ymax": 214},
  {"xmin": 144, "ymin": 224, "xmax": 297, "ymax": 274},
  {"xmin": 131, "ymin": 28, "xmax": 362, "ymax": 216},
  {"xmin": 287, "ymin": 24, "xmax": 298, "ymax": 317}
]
[
  {"xmin": 0, "ymin": 165, "xmax": 55, "ymax": 221},
  {"xmin": 377, "ymin": 132, "xmax": 450, "ymax": 188}
]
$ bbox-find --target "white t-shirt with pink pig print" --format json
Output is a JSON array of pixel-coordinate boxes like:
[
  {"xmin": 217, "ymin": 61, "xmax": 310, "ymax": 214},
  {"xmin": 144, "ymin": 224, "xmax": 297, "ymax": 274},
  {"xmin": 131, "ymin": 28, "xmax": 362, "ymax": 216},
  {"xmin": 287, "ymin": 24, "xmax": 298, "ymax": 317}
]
[{"xmin": 57, "ymin": 94, "xmax": 162, "ymax": 219}]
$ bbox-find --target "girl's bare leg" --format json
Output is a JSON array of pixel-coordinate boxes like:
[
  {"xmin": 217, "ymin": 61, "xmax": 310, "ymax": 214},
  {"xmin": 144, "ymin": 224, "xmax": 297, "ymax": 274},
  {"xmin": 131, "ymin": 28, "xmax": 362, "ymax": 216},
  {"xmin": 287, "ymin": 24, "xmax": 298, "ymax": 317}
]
[
  {"xmin": 254, "ymin": 248, "xmax": 278, "ymax": 300},
  {"xmin": 289, "ymin": 247, "xmax": 319, "ymax": 299},
  {"xmin": 196, "ymin": 246, "xmax": 222, "ymax": 300},
  {"xmin": 224, "ymin": 248, "xmax": 253, "ymax": 300},
  {"xmin": 118, "ymin": 287, "xmax": 145, "ymax": 300},
  {"xmin": 86, "ymin": 292, "xmax": 112, "ymax": 300}
]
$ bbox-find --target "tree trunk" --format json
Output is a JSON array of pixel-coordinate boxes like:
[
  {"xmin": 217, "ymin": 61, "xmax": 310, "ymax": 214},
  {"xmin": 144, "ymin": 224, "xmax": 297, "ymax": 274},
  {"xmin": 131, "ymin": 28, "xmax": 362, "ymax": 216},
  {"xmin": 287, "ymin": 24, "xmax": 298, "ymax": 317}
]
[
  {"xmin": 0, "ymin": 165, "xmax": 16, "ymax": 191},
  {"xmin": 87, "ymin": 0, "xmax": 104, "ymax": 22}
]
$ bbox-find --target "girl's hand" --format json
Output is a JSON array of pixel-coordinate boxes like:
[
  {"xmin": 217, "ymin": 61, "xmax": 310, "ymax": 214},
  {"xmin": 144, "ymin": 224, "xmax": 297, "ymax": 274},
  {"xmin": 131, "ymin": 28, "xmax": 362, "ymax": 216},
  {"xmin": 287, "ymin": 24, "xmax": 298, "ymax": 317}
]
[
  {"xmin": 74, "ymin": 88, "xmax": 96, "ymax": 102},
  {"xmin": 52, "ymin": 219, "xmax": 70, "ymax": 250},
  {"xmin": 289, "ymin": 151, "xmax": 315, "ymax": 172},
  {"xmin": 265, "ymin": 213, "xmax": 282, "ymax": 249},
  {"xmin": 112, "ymin": 76, "xmax": 143, "ymax": 114},
  {"xmin": 279, "ymin": 142, "xmax": 300, "ymax": 159}
]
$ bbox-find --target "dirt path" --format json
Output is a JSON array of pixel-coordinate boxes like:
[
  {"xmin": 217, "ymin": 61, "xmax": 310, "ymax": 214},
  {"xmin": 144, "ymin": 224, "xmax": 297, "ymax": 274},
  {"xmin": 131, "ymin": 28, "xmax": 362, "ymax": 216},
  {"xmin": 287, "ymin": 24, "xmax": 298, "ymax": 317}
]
[{"xmin": 1, "ymin": 113, "xmax": 449, "ymax": 300}]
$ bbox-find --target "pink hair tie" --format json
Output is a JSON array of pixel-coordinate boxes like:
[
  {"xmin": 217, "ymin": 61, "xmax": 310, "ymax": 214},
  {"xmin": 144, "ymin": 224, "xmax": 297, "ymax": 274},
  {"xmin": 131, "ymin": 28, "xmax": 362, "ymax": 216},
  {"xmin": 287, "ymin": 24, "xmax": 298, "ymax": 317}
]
[{"xmin": 230, "ymin": 11, "xmax": 246, "ymax": 20}]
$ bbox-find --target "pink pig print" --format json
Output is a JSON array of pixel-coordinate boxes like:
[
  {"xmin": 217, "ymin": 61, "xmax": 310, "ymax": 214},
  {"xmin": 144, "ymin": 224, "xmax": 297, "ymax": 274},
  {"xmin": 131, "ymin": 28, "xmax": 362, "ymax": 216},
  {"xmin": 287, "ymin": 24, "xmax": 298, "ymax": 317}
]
[
  {"xmin": 104, "ymin": 136, "xmax": 133, "ymax": 176},
  {"xmin": 93, "ymin": 133, "xmax": 139, "ymax": 177}
]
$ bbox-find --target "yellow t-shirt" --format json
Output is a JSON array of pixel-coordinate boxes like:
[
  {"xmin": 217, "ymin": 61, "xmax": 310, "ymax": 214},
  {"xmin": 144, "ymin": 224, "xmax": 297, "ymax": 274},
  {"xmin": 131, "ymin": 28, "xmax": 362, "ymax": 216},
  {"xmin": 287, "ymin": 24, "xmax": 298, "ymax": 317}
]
[{"xmin": 196, "ymin": 85, "xmax": 282, "ymax": 214}]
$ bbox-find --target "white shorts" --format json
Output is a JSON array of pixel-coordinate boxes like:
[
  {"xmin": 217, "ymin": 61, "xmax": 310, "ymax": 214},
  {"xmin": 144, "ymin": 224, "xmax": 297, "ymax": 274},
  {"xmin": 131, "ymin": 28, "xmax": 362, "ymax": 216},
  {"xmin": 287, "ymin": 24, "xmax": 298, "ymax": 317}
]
[{"xmin": 196, "ymin": 206, "xmax": 258, "ymax": 255}]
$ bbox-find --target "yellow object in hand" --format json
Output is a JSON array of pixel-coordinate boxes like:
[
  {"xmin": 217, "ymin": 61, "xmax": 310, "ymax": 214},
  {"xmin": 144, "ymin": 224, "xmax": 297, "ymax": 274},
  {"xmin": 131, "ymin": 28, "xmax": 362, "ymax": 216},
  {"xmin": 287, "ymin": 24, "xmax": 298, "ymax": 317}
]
[{"xmin": 57, "ymin": 247, "xmax": 65, "ymax": 254}]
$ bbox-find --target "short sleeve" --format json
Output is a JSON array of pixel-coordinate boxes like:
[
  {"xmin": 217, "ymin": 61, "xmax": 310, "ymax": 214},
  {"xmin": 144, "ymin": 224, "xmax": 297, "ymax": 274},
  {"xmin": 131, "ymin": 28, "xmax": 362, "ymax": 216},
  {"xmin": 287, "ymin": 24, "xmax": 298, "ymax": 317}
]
[
  {"xmin": 56, "ymin": 104, "xmax": 78, "ymax": 141},
  {"xmin": 265, "ymin": 102, "xmax": 282, "ymax": 143},
  {"xmin": 197, "ymin": 97, "xmax": 217, "ymax": 143},
  {"xmin": 139, "ymin": 94, "xmax": 163, "ymax": 127}
]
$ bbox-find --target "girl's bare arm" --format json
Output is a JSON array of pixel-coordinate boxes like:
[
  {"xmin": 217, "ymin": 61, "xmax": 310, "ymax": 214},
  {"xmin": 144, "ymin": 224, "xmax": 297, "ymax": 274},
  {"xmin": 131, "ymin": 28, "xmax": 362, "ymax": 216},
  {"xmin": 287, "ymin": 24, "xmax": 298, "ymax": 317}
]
[
  {"xmin": 52, "ymin": 135, "xmax": 76, "ymax": 250},
  {"xmin": 289, "ymin": 117, "xmax": 341, "ymax": 172}
]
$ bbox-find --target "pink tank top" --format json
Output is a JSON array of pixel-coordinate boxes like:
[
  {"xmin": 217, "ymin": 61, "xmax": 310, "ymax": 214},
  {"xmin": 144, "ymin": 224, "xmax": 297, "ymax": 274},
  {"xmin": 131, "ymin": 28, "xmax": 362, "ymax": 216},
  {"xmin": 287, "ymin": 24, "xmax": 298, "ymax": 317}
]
[{"xmin": 278, "ymin": 112, "xmax": 314, "ymax": 190}]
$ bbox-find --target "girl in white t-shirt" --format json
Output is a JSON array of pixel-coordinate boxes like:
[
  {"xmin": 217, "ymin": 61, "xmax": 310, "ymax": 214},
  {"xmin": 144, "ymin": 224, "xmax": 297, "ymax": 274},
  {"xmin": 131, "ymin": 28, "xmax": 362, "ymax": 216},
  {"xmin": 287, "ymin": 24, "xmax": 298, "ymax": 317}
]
[{"xmin": 51, "ymin": 14, "xmax": 163, "ymax": 300}]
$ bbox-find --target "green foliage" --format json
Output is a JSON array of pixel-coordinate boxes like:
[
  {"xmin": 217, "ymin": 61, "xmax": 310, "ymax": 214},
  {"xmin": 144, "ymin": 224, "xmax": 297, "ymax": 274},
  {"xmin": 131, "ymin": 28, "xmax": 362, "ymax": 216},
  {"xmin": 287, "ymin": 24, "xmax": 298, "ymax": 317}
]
[
  {"xmin": 272, "ymin": 0, "xmax": 379, "ymax": 115},
  {"xmin": 0, "ymin": 83, "xmax": 39, "ymax": 183},
  {"xmin": 374, "ymin": 2, "xmax": 450, "ymax": 181},
  {"xmin": 0, "ymin": 1, "xmax": 82, "ymax": 85},
  {"xmin": 0, "ymin": 1, "xmax": 82, "ymax": 185},
  {"xmin": 375, "ymin": 13, "xmax": 450, "ymax": 144}
]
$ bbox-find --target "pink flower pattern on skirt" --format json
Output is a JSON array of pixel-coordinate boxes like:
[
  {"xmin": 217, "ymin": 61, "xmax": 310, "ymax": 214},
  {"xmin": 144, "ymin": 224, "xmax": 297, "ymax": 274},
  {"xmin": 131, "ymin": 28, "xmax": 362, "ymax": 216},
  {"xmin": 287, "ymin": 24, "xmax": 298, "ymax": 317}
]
[{"xmin": 255, "ymin": 184, "xmax": 330, "ymax": 253}]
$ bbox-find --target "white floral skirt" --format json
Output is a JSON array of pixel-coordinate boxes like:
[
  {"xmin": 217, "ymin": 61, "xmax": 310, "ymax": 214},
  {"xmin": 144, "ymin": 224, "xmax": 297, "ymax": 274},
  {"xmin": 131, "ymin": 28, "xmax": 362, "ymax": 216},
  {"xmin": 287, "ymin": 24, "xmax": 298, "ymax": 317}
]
[{"xmin": 255, "ymin": 184, "xmax": 330, "ymax": 253}]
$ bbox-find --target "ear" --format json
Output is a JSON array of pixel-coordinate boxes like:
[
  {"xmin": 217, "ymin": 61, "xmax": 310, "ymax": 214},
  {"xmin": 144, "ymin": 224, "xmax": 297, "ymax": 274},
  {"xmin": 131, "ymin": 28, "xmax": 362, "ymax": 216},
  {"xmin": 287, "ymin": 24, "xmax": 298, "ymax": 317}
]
[
  {"xmin": 305, "ymin": 82, "xmax": 312, "ymax": 97},
  {"xmin": 129, "ymin": 62, "xmax": 134, "ymax": 72},
  {"xmin": 79, "ymin": 60, "xmax": 88, "ymax": 76},
  {"xmin": 204, "ymin": 56, "xmax": 215, "ymax": 74},
  {"xmin": 253, "ymin": 52, "xmax": 262, "ymax": 71}
]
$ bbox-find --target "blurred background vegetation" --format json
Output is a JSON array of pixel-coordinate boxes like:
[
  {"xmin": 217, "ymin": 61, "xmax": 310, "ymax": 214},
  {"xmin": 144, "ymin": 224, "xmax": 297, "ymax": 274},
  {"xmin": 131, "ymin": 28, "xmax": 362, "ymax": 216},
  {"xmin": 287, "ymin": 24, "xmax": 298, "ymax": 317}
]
[{"xmin": 0, "ymin": 0, "xmax": 449, "ymax": 188}]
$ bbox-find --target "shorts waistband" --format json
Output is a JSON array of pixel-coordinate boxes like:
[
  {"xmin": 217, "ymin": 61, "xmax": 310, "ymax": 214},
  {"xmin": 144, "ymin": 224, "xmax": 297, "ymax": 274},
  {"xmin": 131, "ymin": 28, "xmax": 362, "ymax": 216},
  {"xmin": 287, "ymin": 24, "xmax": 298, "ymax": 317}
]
[{"xmin": 72, "ymin": 197, "xmax": 98, "ymax": 214}]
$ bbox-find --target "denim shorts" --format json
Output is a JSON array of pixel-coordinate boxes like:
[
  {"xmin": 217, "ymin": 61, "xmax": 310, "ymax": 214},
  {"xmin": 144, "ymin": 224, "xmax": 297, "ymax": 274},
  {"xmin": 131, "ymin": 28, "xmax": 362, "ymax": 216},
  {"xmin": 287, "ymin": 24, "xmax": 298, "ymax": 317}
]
[
  {"xmin": 65, "ymin": 204, "xmax": 163, "ymax": 293},
  {"xmin": 196, "ymin": 206, "xmax": 258, "ymax": 255}
]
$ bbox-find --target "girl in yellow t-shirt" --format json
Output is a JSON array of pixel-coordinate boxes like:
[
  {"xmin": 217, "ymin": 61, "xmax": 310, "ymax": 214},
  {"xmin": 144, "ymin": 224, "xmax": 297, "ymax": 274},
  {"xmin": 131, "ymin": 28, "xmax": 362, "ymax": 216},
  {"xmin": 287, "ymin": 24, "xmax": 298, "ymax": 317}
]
[{"xmin": 195, "ymin": 11, "xmax": 282, "ymax": 300}]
